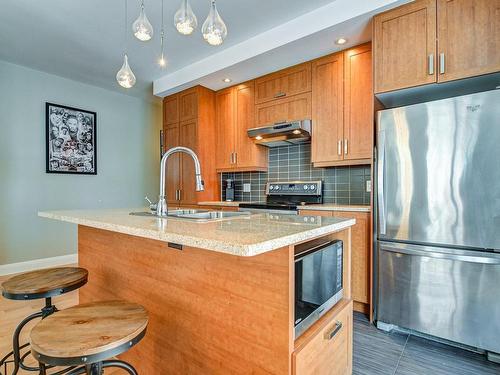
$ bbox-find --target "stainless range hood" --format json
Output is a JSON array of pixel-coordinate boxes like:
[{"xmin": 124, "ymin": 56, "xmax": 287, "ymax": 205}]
[{"xmin": 247, "ymin": 120, "xmax": 311, "ymax": 147}]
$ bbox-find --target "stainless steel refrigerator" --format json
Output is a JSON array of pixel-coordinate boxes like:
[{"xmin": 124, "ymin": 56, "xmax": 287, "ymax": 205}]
[{"xmin": 376, "ymin": 90, "xmax": 500, "ymax": 356}]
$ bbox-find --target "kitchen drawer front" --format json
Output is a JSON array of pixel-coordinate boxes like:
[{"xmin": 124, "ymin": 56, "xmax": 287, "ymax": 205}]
[
  {"xmin": 255, "ymin": 92, "xmax": 311, "ymax": 127},
  {"xmin": 255, "ymin": 63, "xmax": 311, "ymax": 104},
  {"xmin": 293, "ymin": 300, "xmax": 352, "ymax": 375}
]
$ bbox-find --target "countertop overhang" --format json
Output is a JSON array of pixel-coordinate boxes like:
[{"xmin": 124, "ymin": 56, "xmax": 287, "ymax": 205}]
[{"xmin": 39, "ymin": 208, "xmax": 355, "ymax": 257}]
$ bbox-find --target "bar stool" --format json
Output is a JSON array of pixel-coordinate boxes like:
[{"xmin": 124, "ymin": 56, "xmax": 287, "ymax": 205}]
[
  {"xmin": 30, "ymin": 300, "xmax": 148, "ymax": 375},
  {"xmin": 0, "ymin": 267, "xmax": 88, "ymax": 374}
]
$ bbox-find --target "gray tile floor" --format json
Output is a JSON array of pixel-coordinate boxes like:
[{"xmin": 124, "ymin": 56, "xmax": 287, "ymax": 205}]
[{"xmin": 353, "ymin": 312, "xmax": 500, "ymax": 375}]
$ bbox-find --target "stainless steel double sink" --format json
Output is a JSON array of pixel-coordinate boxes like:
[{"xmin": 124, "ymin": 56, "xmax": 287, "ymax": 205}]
[{"xmin": 130, "ymin": 209, "xmax": 250, "ymax": 222}]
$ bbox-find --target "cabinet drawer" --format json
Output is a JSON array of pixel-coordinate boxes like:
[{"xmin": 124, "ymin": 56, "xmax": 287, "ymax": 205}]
[
  {"xmin": 255, "ymin": 63, "xmax": 311, "ymax": 104},
  {"xmin": 293, "ymin": 300, "xmax": 352, "ymax": 375},
  {"xmin": 255, "ymin": 92, "xmax": 311, "ymax": 127}
]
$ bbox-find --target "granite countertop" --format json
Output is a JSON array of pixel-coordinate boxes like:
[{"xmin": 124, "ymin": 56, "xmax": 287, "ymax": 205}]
[
  {"xmin": 197, "ymin": 201, "xmax": 258, "ymax": 207},
  {"xmin": 298, "ymin": 204, "xmax": 371, "ymax": 213},
  {"xmin": 39, "ymin": 208, "xmax": 355, "ymax": 257}
]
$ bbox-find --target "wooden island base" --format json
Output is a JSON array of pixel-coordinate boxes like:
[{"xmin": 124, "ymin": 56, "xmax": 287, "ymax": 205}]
[{"xmin": 78, "ymin": 225, "xmax": 352, "ymax": 374}]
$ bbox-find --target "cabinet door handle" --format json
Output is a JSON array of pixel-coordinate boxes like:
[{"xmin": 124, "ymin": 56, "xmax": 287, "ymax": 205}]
[
  {"xmin": 324, "ymin": 321, "xmax": 343, "ymax": 340},
  {"xmin": 344, "ymin": 139, "xmax": 348, "ymax": 155},
  {"xmin": 178, "ymin": 190, "xmax": 181, "ymax": 201},
  {"xmin": 230, "ymin": 152, "xmax": 233, "ymax": 164},
  {"xmin": 337, "ymin": 140, "xmax": 342, "ymax": 156},
  {"xmin": 428, "ymin": 54, "xmax": 434, "ymax": 75},
  {"xmin": 274, "ymin": 92, "xmax": 286, "ymax": 98},
  {"xmin": 439, "ymin": 53, "xmax": 445, "ymax": 74},
  {"xmin": 234, "ymin": 152, "xmax": 237, "ymax": 164}
]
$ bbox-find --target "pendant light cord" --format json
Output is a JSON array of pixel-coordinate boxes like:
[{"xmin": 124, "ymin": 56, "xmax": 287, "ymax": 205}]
[{"xmin": 124, "ymin": 0, "xmax": 128, "ymax": 54}]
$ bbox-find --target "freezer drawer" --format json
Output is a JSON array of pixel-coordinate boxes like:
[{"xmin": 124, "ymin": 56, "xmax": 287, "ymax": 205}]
[{"xmin": 377, "ymin": 241, "xmax": 500, "ymax": 354}]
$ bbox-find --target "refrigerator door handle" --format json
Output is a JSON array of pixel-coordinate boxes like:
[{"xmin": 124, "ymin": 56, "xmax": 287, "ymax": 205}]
[
  {"xmin": 377, "ymin": 130, "xmax": 386, "ymax": 235},
  {"xmin": 380, "ymin": 242, "xmax": 500, "ymax": 265}
]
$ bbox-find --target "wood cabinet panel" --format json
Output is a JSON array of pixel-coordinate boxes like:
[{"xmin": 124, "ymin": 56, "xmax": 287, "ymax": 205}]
[
  {"xmin": 293, "ymin": 299, "xmax": 352, "ymax": 375},
  {"xmin": 373, "ymin": 0, "xmax": 437, "ymax": 93},
  {"xmin": 311, "ymin": 52, "xmax": 344, "ymax": 164},
  {"xmin": 344, "ymin": 43, "xmax": 373, "ymax": 161},
  {"xmin": 332, "ymin": 211, "xmax": 371, "ymax": 308},
  {"xmin": 255, "ymin": 92, "xmax": 311, "ymax": 127},
  {"xmin": 234, "ymin": 82, "xmax": 267, "ymax": 170},
  {"xmin": 163, "ymin": 95, "xmax": 179, "ymax": 126},
  {"xmin": 215, "ymin": 88, "xmax": 235, "ymax": 170},
  {"xmin": 255, "ymin": 63, "xmax": 311, "ymax": 104},
  {"xmin": 163, "ymin": 124, "xmax": 180, "ymax": 204},
  {"xmin": 437, "ymin": 0, "xmax": 500, "ymax": 82},
  {"xmin": 179, "ymin": 88, "xmax": 198, "ymax": 122},
  {"xmin": 179, "ymin": 120, "xmax": 198, "ymax": 205}
]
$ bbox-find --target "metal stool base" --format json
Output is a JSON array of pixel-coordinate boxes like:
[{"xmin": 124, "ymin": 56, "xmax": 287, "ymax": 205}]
[{"xmin": 40, "ymin": 360, "xmax": 138, "ymax": 375}]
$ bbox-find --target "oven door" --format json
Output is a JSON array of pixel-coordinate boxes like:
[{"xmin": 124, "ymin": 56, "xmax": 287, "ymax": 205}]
[{"xmin": 294, "ymin": 240, "xmax": 343, "ymax": 338}]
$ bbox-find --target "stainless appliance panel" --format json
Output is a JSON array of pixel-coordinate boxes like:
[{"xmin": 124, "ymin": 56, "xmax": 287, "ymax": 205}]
[
  {"xmin": 377, "ymin": 90, "xmax": 500, "ymax": 249},
  {"xmin": 377, "ymin": 241, "xmax": 500, "ymax": 353}
]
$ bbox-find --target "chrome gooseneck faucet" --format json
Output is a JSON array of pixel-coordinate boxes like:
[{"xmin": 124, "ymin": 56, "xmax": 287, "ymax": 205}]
[{"xmin": 157, "ymin": 146, "xmax": 204, "ymax": 217}]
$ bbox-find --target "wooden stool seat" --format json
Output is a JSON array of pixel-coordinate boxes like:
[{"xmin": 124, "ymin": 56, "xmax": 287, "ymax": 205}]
[
  {"xmin": 30, "ymin": 300, "xmax": 148, "ymax": 366},
  {"xmin": 1, "ymin": 267, "xmax": 88, "ymax": 300}
]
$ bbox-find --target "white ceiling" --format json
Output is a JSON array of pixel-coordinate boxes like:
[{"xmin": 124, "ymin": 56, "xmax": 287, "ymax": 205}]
[{"xmin": 0, "ymin": 0, "xmax": 407, "ymax": 99}]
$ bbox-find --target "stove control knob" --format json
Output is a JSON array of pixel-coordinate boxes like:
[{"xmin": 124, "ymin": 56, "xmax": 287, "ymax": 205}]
[
  {"xmin": 310, "ymin": 185, "xmax": 316, "ymax": 190},
  {"xmin": 275, "ymin": 185, "xmax": 280, "ymax": 190},
  {"xmin": 269, "ymin": 185, "xmax": 274, "ymax": 190},
  {"xmin": 303, "ymin": 185, "xmax": 309, "ymax": 190}
]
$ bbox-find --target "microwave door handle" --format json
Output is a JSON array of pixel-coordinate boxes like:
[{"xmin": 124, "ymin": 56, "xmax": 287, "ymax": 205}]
[
  {"xmin": 294, "ymin": 240, "xmax": 336, "ymax": 260},
  {"xmin": 377, "ymin": 130, "xmax": 386, "ymax": 235}
]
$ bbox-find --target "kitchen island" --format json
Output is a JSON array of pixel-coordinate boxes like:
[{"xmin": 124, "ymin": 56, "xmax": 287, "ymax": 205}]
[{"xmin": 39, "ymin": 208, "xmax": 355, "ymax": 374}]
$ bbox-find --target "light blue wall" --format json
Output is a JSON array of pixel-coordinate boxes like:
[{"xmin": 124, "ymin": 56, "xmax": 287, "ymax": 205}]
[{"xmin": 0, "ymin": 60, "xmax": 162, "ymax": 264}]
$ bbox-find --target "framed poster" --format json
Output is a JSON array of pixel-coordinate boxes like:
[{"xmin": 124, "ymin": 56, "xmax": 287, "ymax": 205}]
[{"xmin": 46, "ymin": 102, "xmax": 97, "ymax": 174}]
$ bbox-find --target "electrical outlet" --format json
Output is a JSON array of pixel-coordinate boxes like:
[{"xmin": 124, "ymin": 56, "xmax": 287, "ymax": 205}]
[
  {"xmin": 243, "ymin": 183, "xmax": 251, "ymax": 193},
  {"xmin": 366, "ymin": 180, "xmax": 372, "ymax": 193}
]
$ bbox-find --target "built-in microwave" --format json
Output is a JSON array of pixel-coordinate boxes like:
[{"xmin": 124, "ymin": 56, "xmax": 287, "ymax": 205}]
[{"xmin": 294, "ymin": 239, "xmax": 343, "ymax": 338}]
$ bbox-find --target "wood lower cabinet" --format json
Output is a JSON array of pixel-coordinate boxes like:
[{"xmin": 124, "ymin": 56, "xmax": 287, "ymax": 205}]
[
  {"xmin": 293, "ymin": 299, "xmax": 353, "ymax": 375},
  {"xmin": 255, "ymin": 92, "xmax": 311, "ymax": 127},
  {"xmin": 374, "ymin": 0, "xmax": 500, "ymax": 93},
  {"xmin": 299, "ymin": 209, "xmax": 371, "ymax": 315},
  {"xmin": 162, "ymin": 86, "xmax": 218, "ymax": 206},
  {"xmin": 437, "ymin": 0, "xmax": 500, "ymax": 82},
  {"xmin": 215, "ymin": 82, "xmax": 267, "ymax": 172},
  {"xmin": 312, "ymin": 43, "xmax": 373, "ymax": 167},
  {"xmin": 255, "ymin": 62, "xmax": 311, "ymax": 104}
]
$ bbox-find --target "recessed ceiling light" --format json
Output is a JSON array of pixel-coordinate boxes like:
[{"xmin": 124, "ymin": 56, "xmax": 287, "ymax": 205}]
[
  {"xmin": 222, "ymin": 78, "xmax": 232, "ymax": 83},
  {"xmin": 336, "ymin": 38, "xmax": 347, "ymax": 45}
]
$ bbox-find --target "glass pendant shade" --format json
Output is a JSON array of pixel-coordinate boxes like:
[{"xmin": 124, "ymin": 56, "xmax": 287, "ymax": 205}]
[
  {"xmin": 202, "ymin": 0, "xmax": 227, "ymax": 46},
  {"xmin": 174, "ymin": 0, "xmax": 197, "ymax": 35},
  {"xmin": 116, "ymin": 54, "xmax": 136, "ymax": 88},
  {"xmin": 132, "ymin": 2, "xmax": 154, "ymax": 41}
]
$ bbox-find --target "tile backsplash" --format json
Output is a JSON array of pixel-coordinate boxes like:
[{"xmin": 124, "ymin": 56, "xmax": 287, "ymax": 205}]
[{"xmin": 221, "ymin": 143, "xmax": 371, "ymax": 205}]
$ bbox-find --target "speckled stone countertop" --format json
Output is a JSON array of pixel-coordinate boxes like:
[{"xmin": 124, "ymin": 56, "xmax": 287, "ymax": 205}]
[
  {"xmin": 298, "ymin": 204, "xmax": 371, "ymax": 213},
  {"xmin": 197, "ymin": 201, "xmax": 259, "ymax": 207},
  {"xmin": 39, "ymin": 208, "xmax": 355, "ymax": 257}
]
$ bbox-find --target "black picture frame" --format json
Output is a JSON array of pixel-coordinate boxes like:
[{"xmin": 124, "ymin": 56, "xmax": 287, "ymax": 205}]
[{"xmin": 45, "ymin": 102, "xmax": 97, "ymax": 175}]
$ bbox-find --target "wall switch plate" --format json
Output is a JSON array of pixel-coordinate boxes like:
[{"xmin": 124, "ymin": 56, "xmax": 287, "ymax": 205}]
[
  {"xmin": 243, "ymin": 183, "xmax": 251, "ymax": 193},
  {"xmin": 366, "ymin": 180, "xmax": 372, "ymax": 193}
]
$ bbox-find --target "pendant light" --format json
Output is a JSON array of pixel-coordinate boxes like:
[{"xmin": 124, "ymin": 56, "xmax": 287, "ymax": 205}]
[
  {"xmin": 174, "ymin": 0, "xmax": 198, "ymax": 35},
  {"xmin": 132, "ymin": 0, "xmax": 154, "ymax": 41},
  {"xmin": 116, "ymin": 0, "xmax": 136, "ymax": 88},
  {"xmin": 158, "ymin": 0, "xmax": 166, "ymax": 67},
  {"xmin": 202, "ymin": 0, "xmax": 227, "ymax": 46}
]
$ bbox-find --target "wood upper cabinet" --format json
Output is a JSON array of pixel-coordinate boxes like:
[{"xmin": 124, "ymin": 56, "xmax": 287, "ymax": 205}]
[
  {"xmin": 344, "ymin": 43, "xmax": 373, "ymax": 161},
  {"xmin": 437, "ymin": 0, "xmax": 500, "ymax": 82},
  {"xmin": 255, "ymin": 63, "xmax": 312, "ymax": 104},
  {"xmin": 163, "ymin": 86, "xmax": 217, "ymax": 206},
  {"xmin": 163, "ymin": 95, "xmax": 179, "ymax": 126},
  {"xmin": 215, "ymin": 81, "xmax": 267, "ymax": 172},
  {"xmin": 312, "ymin": 43, "xmax": 373, "ymax": 167},
  {"xmin": 311, "ymin": 52, "xmax": 344, "ymax": 164},
  {"xmin": 255, "ymin": 92, "xmax": 311, "ymax": 127},
  {"xmin": 179, "ymin": 88, "xmax": 198, "ymax": 122},
  {"xmin": 374, "ymin": 0, "xmax": 500, "ymax": 93},
  {"xmin": 373, "ymin": 0, "xmax": 437, "ymax": 93},
  {"xmin": 215, "ymin": 88, "xmax": 235, "ymax": 171}
]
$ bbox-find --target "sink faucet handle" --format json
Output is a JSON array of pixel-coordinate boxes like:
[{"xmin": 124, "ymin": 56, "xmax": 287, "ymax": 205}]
[{"xmin": 145, "ymin": 196, "xmax": 157, "ymax": 212}]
